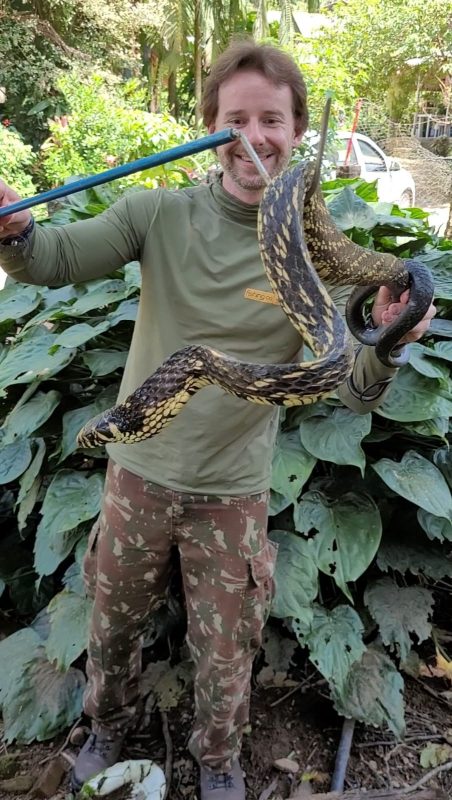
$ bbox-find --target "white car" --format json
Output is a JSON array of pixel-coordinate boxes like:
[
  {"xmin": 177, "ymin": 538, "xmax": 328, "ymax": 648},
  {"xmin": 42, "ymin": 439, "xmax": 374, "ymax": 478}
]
[{"xmin": 334, "ymin": 132, "xmax": 416, "ymax": 207}]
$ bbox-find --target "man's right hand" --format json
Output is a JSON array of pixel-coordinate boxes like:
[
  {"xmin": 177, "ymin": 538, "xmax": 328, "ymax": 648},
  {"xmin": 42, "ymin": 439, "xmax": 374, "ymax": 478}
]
[{"xmin": 0, "ymin": 180, "xmax": 32, "ymax": 239}]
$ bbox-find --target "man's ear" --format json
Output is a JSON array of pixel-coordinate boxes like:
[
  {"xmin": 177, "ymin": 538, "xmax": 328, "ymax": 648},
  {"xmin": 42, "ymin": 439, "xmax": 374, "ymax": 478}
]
[
  {"xmin": 293, "ymin": 129, "xmax": 303, "ymax": 147},
  {"xmin": 207, "ymin": 123, "xmax": 216, "ymax": 135}
]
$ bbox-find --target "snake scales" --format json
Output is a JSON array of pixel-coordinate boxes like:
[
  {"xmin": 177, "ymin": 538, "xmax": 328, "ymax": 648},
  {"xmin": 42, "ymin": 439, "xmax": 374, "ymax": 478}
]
[{"xmin": 77, "ymin": 160, "xmax": 434, "ymax": 448}]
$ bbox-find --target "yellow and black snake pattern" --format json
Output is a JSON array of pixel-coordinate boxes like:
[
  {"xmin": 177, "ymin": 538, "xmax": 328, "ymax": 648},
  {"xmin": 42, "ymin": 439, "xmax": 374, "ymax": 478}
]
[{"xmin": 77, "ymin": 160, "xmax": 434, "ymax": 448}]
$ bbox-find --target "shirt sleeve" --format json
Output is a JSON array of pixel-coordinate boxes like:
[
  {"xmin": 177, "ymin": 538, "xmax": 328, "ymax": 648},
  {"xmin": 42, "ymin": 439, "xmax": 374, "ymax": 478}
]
[
  {"xmin": 0, "ymin": 190, "xmax": 161, "ymax": 286},
  {"xmin": 328, "ymin": 284, "xmax": 398, "ymax": 414}
]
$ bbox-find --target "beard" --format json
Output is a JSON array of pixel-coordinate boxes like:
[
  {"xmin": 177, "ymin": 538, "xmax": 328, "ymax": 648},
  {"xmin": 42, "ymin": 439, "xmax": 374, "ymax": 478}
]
[{"xmin": 219, "ymin": 149, "xmax": 292, "ymax": 191}]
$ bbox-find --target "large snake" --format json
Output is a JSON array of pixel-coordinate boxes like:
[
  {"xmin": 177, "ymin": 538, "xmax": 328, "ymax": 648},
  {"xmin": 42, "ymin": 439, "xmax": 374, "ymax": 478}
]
[{"xmin": 77, "ymin": 161, "xmax": 434, "ymax": 448}]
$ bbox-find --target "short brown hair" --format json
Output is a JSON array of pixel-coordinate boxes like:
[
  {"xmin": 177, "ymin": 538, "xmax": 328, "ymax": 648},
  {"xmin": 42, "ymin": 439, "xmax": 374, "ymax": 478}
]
[{"xmin": 202, "ymin": 38, "xmax": 309, "ymax": 136}]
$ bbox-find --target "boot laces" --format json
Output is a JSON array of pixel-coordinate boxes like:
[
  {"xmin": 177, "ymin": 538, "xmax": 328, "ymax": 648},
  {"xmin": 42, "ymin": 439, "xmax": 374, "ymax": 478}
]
[
  {"xmin": 207, "ymin": 772, "xmax": 235, "ymax": 790},
  {"xmin": 87, "ymin": 734, "xmax": 117, "ymax": 756}
]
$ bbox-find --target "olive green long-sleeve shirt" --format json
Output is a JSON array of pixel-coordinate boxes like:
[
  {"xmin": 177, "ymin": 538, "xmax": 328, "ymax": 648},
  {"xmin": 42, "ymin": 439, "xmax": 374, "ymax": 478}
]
[{"xmin": 0, "ymin": 181, "xmax": 397, "ymax": 494}]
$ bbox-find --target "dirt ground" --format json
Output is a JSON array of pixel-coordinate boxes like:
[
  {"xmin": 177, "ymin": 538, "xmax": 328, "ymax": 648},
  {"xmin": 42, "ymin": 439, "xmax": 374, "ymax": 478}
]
[{"xmin": 1, "ymin": 669, "xmax": 452, "ymax": 800}]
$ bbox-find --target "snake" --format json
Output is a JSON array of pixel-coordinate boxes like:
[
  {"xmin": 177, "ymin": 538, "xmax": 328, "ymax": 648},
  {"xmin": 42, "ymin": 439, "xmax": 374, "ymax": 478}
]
[{"xmin": 77, "ymin": 160, "xmax": 434, "ymax": 448}]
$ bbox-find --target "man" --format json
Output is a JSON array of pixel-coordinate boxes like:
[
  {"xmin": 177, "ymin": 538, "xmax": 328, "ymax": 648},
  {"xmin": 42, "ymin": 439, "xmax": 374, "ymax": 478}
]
[{"xmin": 0, "ymin": 39, "xmax": 435, "ymax": 800}]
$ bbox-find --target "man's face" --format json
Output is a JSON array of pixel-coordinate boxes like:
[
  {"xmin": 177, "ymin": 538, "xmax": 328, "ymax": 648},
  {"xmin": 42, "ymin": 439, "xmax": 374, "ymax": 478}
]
[{"xmin": 208, "ymin": 70, "xmax": 302, "ymax": 204}]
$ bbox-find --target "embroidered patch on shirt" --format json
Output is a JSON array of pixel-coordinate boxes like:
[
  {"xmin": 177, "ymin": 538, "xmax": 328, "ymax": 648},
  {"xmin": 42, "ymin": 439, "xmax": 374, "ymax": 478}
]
[{"xmin": 244, "ymin": 288, "xmax": 279, "ymax": 305}]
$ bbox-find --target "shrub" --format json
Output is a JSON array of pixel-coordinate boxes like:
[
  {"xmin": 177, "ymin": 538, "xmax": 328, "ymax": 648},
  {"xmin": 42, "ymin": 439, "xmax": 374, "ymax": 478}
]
[
  {"xmin": 0, "ymin": 125, "xmax": 38, "ymax": 198},
  {"xmin": 39, "ymin": 73, "xmax": 211, "ymax": 193}
]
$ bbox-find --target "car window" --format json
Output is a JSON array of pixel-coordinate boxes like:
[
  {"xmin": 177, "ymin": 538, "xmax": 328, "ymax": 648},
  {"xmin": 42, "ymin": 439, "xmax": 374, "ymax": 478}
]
[
  {"xmin": 335, "ymin": 138, "xmax": 359, "ymax": 165},
  {"xmin": 356, "ymin": 140, "xmax": 387, "ymax": 172}
]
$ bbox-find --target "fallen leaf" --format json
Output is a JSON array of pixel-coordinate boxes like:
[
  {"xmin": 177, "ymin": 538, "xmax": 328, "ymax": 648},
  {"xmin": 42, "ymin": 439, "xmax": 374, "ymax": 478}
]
[
  {"xmin": 273, "ymin": 758, "xmax": 300, "ymax": 773},
  {"xmin": 419, "ymin": 649, "xmax": 452, "ymax": 683},
  {"xmin": 420, "ymin": 741, "xmax": 452, "ymax": 768}
]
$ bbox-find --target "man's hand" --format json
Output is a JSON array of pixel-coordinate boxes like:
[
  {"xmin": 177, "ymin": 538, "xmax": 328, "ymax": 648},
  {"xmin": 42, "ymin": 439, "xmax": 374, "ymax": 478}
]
[
  {"xmin": 0, "ymin": 180, "xmax": 32, "ymax": 239},
  {"xmin": 372, "ymin": 285, "xmax": 436, "ymax": 345}
]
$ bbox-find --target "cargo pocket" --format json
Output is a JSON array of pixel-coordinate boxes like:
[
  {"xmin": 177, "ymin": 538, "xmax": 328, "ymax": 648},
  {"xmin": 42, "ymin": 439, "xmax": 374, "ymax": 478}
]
[
  {"xmin": 82, "ymin": 517, "xmax": 101, "ymax": 599},
  {"xmin": 238, "ymin": 540, "xmax": 278, "ymax": 650}
]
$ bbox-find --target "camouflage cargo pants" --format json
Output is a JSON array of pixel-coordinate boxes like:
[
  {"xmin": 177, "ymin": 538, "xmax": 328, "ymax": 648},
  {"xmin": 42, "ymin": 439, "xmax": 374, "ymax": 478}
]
[{"xmin": 82, "ymin": 459, "xmax": 277, "ymax": 771}]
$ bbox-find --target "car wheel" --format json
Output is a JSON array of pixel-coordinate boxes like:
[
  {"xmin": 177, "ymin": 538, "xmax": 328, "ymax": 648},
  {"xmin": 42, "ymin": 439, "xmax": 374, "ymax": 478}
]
[{"xmin": 399, "ymin": 190, "xmax": 413, "ymax": 207}]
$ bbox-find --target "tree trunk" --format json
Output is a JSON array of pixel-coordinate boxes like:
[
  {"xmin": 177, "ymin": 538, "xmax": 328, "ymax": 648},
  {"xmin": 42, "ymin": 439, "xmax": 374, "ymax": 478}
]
[
  {"xmin": 445, "ymin": 199, "xmax": 452, "ymax": 239},
  {"xmin": 167, "ymin": 70, "xmax": 179, "ymax": 120},
  {"xmin": 193, "ymin": 0, "xmax": 202, "ymax": 126}
]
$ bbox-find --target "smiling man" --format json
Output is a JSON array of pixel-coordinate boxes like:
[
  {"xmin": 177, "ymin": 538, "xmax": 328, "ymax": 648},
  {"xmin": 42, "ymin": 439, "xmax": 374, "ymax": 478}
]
[
  {"xmin": 208, "ymin": 71, "xmax": 303, "ymax": 201},
  {"xmin": 0, "ymin": 38, "xmax": 435, "ymax": 800}
]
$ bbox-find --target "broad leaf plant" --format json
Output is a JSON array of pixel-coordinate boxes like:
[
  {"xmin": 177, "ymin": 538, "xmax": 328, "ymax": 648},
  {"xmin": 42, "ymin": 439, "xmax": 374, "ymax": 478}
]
[{"xmin": 0, "ymin": 177, "xmax": 451, "ymax": 742}]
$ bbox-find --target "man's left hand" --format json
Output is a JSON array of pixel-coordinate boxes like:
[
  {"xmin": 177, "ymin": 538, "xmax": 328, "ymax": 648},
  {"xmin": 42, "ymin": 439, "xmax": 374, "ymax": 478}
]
[{"xmin": 372, "ymin": 286, "xmax": 436, "ymax": 344}]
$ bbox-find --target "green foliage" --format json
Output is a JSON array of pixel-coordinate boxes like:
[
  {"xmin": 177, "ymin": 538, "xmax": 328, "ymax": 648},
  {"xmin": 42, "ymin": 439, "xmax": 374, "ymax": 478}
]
[
  {"xmin": 313, "ymin": 0, "xmax": 452, "ymax": 122},
  {"xmin": 268, "ymin": 182, "xmax": 452, "ymax": 737},
  {"xmin": 39, "ymin": 73, "xmax": 206, "ymax": 192},
  {"xmin": 0, "ymin": 15, "xmax": 70, "ymax": 145},
  {"xmin": 0, "ymin": 127, "xmax": 38, "ymax": 198},
  {"xmin": 0, "ymin": 178, "xmax": 451, "ymax": 742}
]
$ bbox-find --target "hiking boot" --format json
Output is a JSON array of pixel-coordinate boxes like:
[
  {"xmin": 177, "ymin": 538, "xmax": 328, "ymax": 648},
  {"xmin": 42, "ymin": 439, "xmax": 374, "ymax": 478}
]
[
  {"xmin": 200, "ymin": 760, "xmax": 245, "ymax": 800},
  {"xmin": 71, "ymin": 731, "xmax": 124, "ymax": 792}
]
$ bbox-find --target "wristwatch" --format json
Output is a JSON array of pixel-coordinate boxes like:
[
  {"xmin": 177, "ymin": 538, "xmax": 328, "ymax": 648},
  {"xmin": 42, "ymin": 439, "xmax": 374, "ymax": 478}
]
[{"xmin": 0, "ymin": 217, "xmax": 35, "ymax": 247}]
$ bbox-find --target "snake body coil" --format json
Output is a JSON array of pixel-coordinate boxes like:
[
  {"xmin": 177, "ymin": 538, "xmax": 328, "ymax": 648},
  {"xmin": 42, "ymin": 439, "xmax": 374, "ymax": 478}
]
[{"xmin": 77, "ymin": 161, "xmax": 434, "ymax": 448}]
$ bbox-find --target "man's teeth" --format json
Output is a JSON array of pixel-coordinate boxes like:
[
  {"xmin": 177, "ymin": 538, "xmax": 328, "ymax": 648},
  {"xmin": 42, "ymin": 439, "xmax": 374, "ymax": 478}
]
[{"xmin": 238, "ymin": 154, "xmax": 270, "ymax": 161}]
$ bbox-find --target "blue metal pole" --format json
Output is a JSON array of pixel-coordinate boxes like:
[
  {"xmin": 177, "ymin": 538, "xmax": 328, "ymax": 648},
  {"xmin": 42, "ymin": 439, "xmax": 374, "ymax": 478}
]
[{"xmin": 0, "ymin": 128, "xmax": 237, "ymax": 219}]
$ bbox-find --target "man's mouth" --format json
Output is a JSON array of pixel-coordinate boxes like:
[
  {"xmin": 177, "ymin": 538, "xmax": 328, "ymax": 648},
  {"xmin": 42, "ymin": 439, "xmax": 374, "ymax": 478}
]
[{"xmin": 235, "ymin": 152, "xmax": 273, "ymax": 163}]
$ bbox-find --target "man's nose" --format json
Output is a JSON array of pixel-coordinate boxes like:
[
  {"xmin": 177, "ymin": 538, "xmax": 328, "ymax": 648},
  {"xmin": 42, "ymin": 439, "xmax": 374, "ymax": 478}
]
[{"xmin": 243, "ymin": 121, "xmax": 265, "ymax": 146}]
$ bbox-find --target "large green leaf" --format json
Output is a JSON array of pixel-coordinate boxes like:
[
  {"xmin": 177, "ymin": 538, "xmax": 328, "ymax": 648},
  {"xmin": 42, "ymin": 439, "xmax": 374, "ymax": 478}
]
[
  {"xmin": 268, "ymin": 490, "xmax": 292, "ymax": 516},
  {"xmin": 376, "ymin": 367, "xmax": 452, "ymax": 422},
  {"xmin": 408, "ymin": 345, "xmax": 450, "ymax": 385},
  {"xmin": 17, "ymin": 475, "xmax": 41, "ymax": 532},
  {"xmin": 124, "ymin": 261, "xmax": 141, "ymax": 290},
  {"xmin": 41, "ymin": 284, "xmax": 80, "ymax": 309},
  {"xmin": 16, "ymin": 438, "xmax": 46, "ymax": 530},
  {"xmin": 34, "ymin": 525, "xmax": 86, "ymax": 578},
  {"xmin": 38, "ymin": 470, "xmax": 104, "ymax": 537},
  {"xmin": 59, "ymin": 385, "xmax": 119, "ymax": 462},
  {"xmin": 107, "ymin": 298, "xmax": 138, "ymax": 325},
  {"xmin": 434, "ymin": 447, "xmax": 452, "ymax": 487},
  {"xmin": 364, "ymin": 578, "xmax": 434, "ymax": 661},
  {"xmin": 259, "ymin": 628, "xmax": 298, "ymax": 686},
  {"xmin": 0, "ymin": 628, "xmax": 42, "ymax": 705},
  {"xmin": 372, "ymin": 451, "xmax": 452, "ymax": 521},
  {"xmin": 297, "ymin": 604, "xmax": 365, "ymax": 691},
  {"xmin": 0, "ymin": 439, "xmax": 32, "ymax": 484},
  {"xmin": 2, "ymin": 646, "xmax": 85, "ymax": 742},
  {"xmin": 271, "ymin": 430, "xmax": 317, "ymax": 501},
  {"xmin": 52, "ymin": 320, "xmax": 111, "ymax": 348},
  {"xmin": 65, "ymin": 280, "xmax": 129, "ymax": 315},
  {"xmin": 377, "ymin": 532, "xmax": 452, "ymax": 580},
  {"xmin": 327, "ymin": 187, "xmax": 378, "ymax": 231},
  {"xmin": 418, "ymin": 509, "xmax": 452, "ymax": 542},
  {"xmin": 268, "ymin": 530, "xmax": 318, "ymax": 627},
  {"xmin": 332, "ymin": 644, "xmax": 405, "ymax": 738},
  {"xmin": 0, "ymin": 284, "xmax": 42, "ymax": 322},
  {"xmin": 294, "ymin": 490, "xmax": 381, "ymax": 600},
  {"xmin": 34, "ymin": 471, "xmax": 104, "ymax": 576},
  {"xmin": 418, "ymin": 250, "xmax": 452, "ymax": 300},
  {"xmin": 0, "ymin": 330, "xmax": 76, "ymax": 395},
  {"xmin": 299, "ymin": 407, "xmax": 371, "ymax": 474},
  {"xmin": 82, "ymin": 349, "xmax": 128, "ymax": 376},
  {"xmin": 427, "ymin": 341, "xmax": 452, "ymax": 362},
  {"xmin": 1, "ymin": 391, "xmax": 61, "ymax": 444},
  {"xmin": 45, "ymin": 590, "xmax": 92, "ymax": 670},
  {"xmin": 402, "ymin": 417, "xmax": 448, "ymax": 441},
  {"xmin": 17, "ymin": 438, "xmax": 46, "ymax": 505}
]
